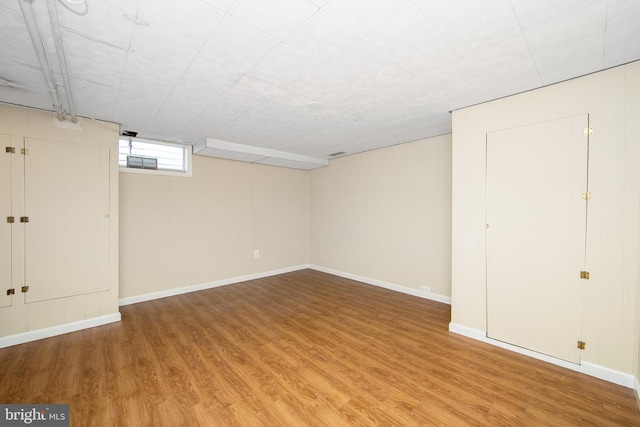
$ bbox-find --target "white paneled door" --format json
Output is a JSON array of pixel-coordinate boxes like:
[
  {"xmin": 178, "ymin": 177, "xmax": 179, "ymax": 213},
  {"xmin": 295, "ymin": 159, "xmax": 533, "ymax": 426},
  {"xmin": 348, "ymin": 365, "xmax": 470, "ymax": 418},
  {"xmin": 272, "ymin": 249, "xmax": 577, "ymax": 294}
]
[
  {"xmin": 0, "ymin": 134, "xmax": 12, "ymax": 308},
  {"xmin": 486, "ymin": 115, "xmax": 589, "ymax": 364},
  {"xmin": 24, "ymin": 138, "xmax": 111, "ymax": 303}
]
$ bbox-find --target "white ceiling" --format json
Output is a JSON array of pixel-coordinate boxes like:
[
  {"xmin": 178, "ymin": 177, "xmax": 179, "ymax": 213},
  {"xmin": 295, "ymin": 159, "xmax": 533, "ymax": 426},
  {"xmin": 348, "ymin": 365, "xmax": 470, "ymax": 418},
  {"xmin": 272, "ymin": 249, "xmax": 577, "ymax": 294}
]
[{"xmin": 1, "ymin": 0, "xmax": 639, "ymax": 159}]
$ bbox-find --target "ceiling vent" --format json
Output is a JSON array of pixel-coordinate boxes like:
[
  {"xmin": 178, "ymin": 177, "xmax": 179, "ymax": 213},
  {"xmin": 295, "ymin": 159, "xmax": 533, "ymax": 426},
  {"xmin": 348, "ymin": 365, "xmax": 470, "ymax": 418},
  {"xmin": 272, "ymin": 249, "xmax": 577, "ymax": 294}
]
[{"xmin": 193, "ymin": 138, "xmax": 328, "ymax": 170}]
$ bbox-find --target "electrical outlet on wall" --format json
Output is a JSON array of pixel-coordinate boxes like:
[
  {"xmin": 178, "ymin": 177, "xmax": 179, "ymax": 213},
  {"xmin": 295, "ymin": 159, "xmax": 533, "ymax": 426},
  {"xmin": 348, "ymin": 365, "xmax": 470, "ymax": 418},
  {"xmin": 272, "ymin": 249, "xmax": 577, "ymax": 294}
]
[{"xmin": 420, "ymin": 285, "xmax": 430, "ymax": 294}]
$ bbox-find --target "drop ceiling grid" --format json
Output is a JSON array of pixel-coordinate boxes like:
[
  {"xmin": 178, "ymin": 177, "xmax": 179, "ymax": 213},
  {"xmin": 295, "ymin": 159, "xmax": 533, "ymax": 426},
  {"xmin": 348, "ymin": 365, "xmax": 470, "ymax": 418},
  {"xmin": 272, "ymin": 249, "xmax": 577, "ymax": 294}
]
[{"xmin": 1, "ymin": 0, "xmax": 640, "ymax": 159}]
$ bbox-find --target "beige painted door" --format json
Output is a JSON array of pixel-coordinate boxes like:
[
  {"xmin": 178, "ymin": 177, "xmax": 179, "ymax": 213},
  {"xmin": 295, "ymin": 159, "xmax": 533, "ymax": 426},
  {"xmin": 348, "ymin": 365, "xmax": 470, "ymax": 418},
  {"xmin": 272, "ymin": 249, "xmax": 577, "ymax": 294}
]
[
  {"xmin": 24, "ymin": 138, "xmax": 111, "ymax": 303},
  {"xmin": 0, "ymin": 135, "xmax": 12, "ymax": 308},
  {"xmin": 486, "ymin": 115, "xmax": 589, "ymax": 364}
]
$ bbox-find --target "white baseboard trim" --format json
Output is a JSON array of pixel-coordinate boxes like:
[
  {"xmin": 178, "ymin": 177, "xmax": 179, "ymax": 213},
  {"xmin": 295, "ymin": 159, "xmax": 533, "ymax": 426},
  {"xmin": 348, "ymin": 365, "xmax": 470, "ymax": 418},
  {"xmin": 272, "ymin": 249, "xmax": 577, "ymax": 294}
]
[
  {"xmin": 119, "ymin": 264, "xmax": 311, "ymax": 306},
  {"xmin": 309, "ymin": 265, "xmax": 451, "ymax": 305},
  {"xmin": 449, "ymin": 322, "xmax": 636, "ymax": 389},
  {"xmin": 0, "ymin": 313, "xmax": 121, "ymax": 349}
]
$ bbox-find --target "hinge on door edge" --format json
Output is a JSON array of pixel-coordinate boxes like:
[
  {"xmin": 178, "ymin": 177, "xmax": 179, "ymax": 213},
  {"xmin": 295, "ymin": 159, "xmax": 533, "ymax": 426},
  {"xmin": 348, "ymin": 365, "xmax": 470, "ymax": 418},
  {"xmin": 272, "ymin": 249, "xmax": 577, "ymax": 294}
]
[
  {"xmin": 580, "ymin": 271, "xmax": 590, "ymax": 280},
  {"xmin": 20, "ymin": 148, "xmax": 28, "ymax": 155},
  {"xmin": 5, "ymin": 146, "xmax": 15, "ymax": 153},
  {"xmin": 577, "ymin": 341, "xmax": 586, "ymax": 350},
  {"xmin": 6, "ymin": 216, "xmax": 14, "ymax": 224},
  {"xmin": 21, "ymin": 286, "xmax": 29, "ymax": 293},
  {"xmin": 582, "ymin": 192, "xmax": 592, "ymax": 200},
  {"xmin": 584, "ymin": 127, "xmax": 593, "ymax": 136},
  {"xmin": 6, "ymin": 288, "xmax": 15, "ymax": 296}
]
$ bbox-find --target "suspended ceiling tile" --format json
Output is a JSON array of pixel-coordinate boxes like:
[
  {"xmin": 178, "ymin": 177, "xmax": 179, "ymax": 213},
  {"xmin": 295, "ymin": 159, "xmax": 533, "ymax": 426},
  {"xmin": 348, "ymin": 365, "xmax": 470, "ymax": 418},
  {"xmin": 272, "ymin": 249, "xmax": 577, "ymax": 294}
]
[
  {"xmin": 308, "ymin": 0, "xmax": 330, "ymax": 7},
  {"xmin": 56, "ymin": 0, "xmax": 134, "ymax": 49},
  {"xmin": 0, "ymin": 59, "xmax": 51, "ymax": 110},
  {"xmin": 0, "ymin": 7, "xmax": 34, "ymax": 48},
  {"xmin": 192, "ymin": 16, "xmax": 280, "ymax": 78},
  {"xmin": 230, "ymin": 0, "xmax": 318, "ymax": 41},
  {"xmin": 114, "ymin": 75, "xmax": 175, "ymax": 128},
  {"xmin": 524, "ymin": 2, "xmax": 606, "ymax": 54},
  {"xmin": 121, "ymin": 50, "xmax": 187, "ymax": 88},
  {"xmin": 285, "ymin": 10, "xmax": 359, "ymax": 62},
  {"xmin": 603, "ymin": 0, "xmax": 640, "ymax": 67},
  {"xmin": 525, "ymin": 3, "xmax": 606, "ymax": 84},
  {"xmin": 606, "ymin": 0, "xmax": 640, "ymax": 27},
  {"xmin": 364, "ymin": 8, "xmax": 459, "ymax": 77},
  {"xmin": 529, "ymin": 35, "xmax": 605, "ymax": 85},
  {"xmin": 247, "ymin": 43, "xmax": 324, "ymax": 87},
  {"xmin": 200, "ymin": 0, "xmax": 236, "ymax": 13},
  {"xmin": 94, "ymin": 0, "xmax": 143, "ymax": 16},
  {"xmin": 322, "ymin": 0, "xmax": 415, "ymax": 38},
  {"xmin": 69, "ymin": 78, "xmax": 118, "ymax": 121},
  {"xmin": 604, "ymin": 23, "xmax": 640, "ymax": 68},
  {"xmin": 2, "ymin": 0, "xmax": 640, "ymax": 160},
  {"xmin": 414, "ymin": 0, "xmax": 522, "ymax": 56},
  {"xmin": 129, "ymin": 24, "xmax": 202, "ymax": 69},
  {"xmin": 137, "ymin": 0, "xmax": 224, "ymax": 44},
  {"xmin": 61, "ymin": 30, "xmax": 128, "ymax": 88},
  {"xmin": 461, "ymin": 35, "xmax": 541, "ymax": 98},
  {"xmin": 510, "ymin": 0, "xmax": 605, "ymax": 31}
]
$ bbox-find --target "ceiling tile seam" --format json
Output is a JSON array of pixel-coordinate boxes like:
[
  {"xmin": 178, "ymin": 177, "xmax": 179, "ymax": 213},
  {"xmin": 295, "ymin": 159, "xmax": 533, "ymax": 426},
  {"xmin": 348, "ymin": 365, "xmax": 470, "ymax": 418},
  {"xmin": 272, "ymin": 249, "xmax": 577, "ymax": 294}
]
[
  {"xmin": 409, "ymin": 1, "xmax": 493, "ymax": 99},
  {"xmin": 601, "ymin": 0, "xmax": 610, "ymax": 68},
  {"xmin": 88, "ymin": 1, "xmax": 140, "ymax": 122},
  {"xmin": 128, "ymin": 0, "xmax": 234, "ymax": 134},
  {"xmin": 508, "ymin": 0, "xmax": 544, "ymax": 87},
  {"xmin": 140, "ymin": 11, "xmax": 235, "ymax": 137},
  {"xmin": 154, "ymin": 8, "xmax": 362, "ymax": 140},
  {"xmin": 165, "ymin": 10, "xmax": 347, "ymax": 143}
]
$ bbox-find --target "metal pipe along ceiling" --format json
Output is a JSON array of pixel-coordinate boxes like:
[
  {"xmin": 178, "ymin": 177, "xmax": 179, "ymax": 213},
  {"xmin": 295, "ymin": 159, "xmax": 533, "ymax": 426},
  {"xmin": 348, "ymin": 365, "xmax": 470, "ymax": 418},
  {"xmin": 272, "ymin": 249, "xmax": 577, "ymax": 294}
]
[
  {"xmin": 19, "ymin": 0, "xmax": 77, "ymax": 122},
  {"xmin": 47, "ymin": 0, "xmax": 77, "ymax": 123}
]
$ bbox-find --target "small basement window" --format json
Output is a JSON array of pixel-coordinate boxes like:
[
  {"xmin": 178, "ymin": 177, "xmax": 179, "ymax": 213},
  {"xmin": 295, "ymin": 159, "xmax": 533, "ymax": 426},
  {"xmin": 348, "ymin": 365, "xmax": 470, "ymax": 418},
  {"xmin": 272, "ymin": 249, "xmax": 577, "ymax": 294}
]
[{"xmin": 119, "ymin": 137, "xmax": 192, "ymax": 176}]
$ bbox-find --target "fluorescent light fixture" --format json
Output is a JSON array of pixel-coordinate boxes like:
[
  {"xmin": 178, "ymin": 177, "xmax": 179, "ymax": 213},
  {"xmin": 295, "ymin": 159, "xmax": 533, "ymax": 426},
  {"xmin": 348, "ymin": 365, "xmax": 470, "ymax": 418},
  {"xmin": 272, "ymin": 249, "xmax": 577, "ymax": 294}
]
[{"xmin": 193, "ymin": 138, "xmax": 328, "ymax": 170}]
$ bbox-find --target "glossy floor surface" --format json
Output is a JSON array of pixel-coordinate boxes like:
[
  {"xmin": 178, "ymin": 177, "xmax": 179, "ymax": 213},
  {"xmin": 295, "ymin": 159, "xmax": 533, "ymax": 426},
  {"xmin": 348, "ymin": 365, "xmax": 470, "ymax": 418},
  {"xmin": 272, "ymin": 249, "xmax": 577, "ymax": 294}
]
[{"xmin": 1, "ymin": 269, "xmax": 639, "ymax": 425}]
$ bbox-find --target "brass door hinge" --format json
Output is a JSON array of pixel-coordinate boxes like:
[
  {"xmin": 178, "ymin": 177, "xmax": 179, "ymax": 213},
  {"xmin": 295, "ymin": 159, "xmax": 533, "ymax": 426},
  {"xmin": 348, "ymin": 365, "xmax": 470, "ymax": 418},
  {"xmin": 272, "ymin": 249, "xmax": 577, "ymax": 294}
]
[
  {"xmin": 577, "ymin": 341, "xmax": 586, "ymax": 350},
  {"xmin": 20, "ymin": 216, "xmax": 29, "ymax": 223},
  {"xmin": 21, "ymin": 285, "xmax": 29, "ymax": 293},
  {"xmin": 582, "ymin": 192, "xmax": 591, "ymax": 200},
  {"xmin": 20, "ymin": 148, "xmax": 28, "ymax": 155},
  {"xmin": 5, "ymin": 146, "xmax": 15, "ymax": 153},
  {"xmin": 6, "ymin": 288, "xmax": 15, "ymax": 296},
  {"xmin": 6, "ymin": 216, "xmax": 14, "ymax": 224},
  {"xmin": 580, "ymin": 271, "xmax": 590, "ymax": 280},
  {"xmin": 584, "ymin": 127, "xmax": 593, "ymax": 136}
]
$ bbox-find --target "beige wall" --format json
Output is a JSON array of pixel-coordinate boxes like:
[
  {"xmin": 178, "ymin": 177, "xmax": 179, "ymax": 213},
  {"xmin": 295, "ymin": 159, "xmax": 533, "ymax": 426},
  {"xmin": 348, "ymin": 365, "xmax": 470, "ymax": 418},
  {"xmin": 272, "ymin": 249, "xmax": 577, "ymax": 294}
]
[
  {"xmin": 0, "ymin": 103, "xmax": 119, "ymax": 338},
  {"xmin": 119, "ymin": 155, "xmax": 309, "ymax": 299},
  {"xmin": 451, "ymin": 61, "xmax": 640, "ymax": 375},
  {"xmin": 309, "ymin": 134, "xmax": 452, "ymax": 297}
]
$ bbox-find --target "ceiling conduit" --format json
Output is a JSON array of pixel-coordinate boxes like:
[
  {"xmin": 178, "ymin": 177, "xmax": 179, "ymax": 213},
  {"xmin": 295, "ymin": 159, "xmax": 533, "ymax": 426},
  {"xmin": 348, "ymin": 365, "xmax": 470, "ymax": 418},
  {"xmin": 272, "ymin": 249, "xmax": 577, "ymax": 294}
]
[
  {"xmin": 46, "ymin": 0, "xmax": 77, "ymax": 123},
  {"xmin": 18, "ymin": 0, "xmax": 65, "ymax": 121}
]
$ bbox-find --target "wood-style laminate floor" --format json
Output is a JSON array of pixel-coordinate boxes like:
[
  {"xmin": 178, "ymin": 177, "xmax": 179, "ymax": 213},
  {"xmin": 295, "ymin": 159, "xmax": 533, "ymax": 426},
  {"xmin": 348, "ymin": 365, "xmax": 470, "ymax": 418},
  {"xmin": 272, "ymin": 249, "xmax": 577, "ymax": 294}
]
[{"xmin": 1, "ymin": 269, "xmax": 639, "ymax": 426}]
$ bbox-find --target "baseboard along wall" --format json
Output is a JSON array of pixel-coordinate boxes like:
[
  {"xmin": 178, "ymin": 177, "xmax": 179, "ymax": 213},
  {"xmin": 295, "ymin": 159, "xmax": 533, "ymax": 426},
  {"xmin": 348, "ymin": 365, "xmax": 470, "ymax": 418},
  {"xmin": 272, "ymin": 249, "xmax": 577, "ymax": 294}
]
[{"xmin": 449, "ymin": 322, "xmax": 638, "ymax": 390}]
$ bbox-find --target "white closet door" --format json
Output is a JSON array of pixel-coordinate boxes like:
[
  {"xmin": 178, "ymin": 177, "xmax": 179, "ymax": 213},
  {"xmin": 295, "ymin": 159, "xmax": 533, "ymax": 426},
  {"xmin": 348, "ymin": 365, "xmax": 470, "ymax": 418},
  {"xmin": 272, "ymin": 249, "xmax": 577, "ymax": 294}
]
[
  {"xmin": 486, "ymin": 115, "xmax": 589, "ymax": 363},
  {"xmin": 0, "ymin": 134, "xmax": 12, "ymax": 308},
  {"xmin": 24, "ymin": 138, "xmax": 111, "ymax": 303}
]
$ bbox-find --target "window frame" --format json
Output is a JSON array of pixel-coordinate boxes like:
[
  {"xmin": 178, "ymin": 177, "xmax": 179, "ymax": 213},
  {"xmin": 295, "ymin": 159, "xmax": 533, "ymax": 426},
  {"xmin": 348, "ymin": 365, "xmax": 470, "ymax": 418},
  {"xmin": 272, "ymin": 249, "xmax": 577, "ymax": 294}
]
[{"xmin": 118, "ymin": 137, "xmax": 192, "ymax": 177}]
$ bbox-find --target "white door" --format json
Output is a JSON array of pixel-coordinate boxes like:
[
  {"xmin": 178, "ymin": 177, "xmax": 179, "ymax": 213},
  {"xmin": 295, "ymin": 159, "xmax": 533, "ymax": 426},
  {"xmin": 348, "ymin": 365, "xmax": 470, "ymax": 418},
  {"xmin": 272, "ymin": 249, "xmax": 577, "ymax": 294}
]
[
  {"xmin": 486, "ymin": 115, "xmax": 589, "ymax": 363},
  {"xmin": 24, "ymin": 138, "xmax": 111, "ymax": 303},
  {"xmin": 0, "ymin": 134, "xmax": 12, "ymax": 308}
]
